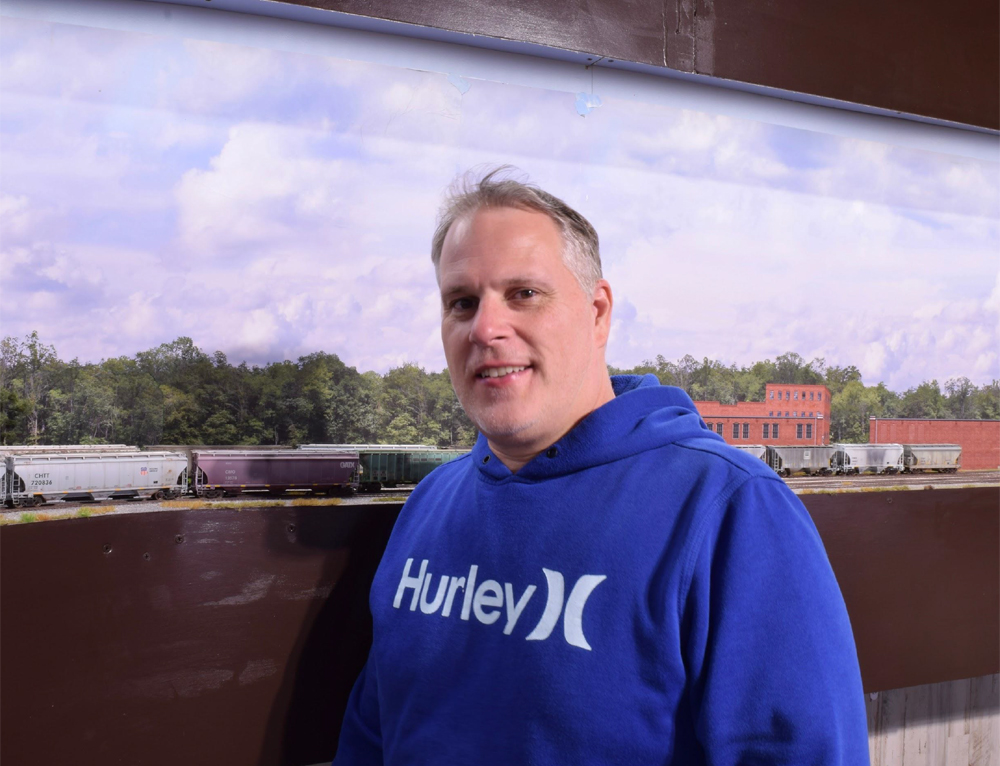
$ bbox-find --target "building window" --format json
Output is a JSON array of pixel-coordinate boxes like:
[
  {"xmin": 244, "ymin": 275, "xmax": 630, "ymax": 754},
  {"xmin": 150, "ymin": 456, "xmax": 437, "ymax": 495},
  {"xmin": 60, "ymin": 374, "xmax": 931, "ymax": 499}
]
[
  {"xmin": 793, "ymin": 411, "xmax": 797, "ymax": 417},
  {"xmin": 818, "ymin": 392, "xmax": 822, "ymax": 401},
  {"xmin": 716, "ymin": 423, "xmax": 723, "ymax": 435},
  {"xmin": 777, "ymin": 391, "xmax": 782, "ymax": 400},
  {"xmin": 773, "ymin": 424, "xmax": 779, "ymax": 440},
  {"xmin": 768, "ymin": 411, "xmax": 773, "ymax": 416},
  {"xmin": 769, "ymin": 391, "xmax": 774, "ymax": 399},
  {"xmin": 763, "ymin": 423, "xmax": 770, "ymax": 439},
  {"xmin": 743, "ymin": 423, "xmax": 749, "ymax": 439},
  {"xmin": 785, "ymin": 411, "xmax": 789, "ymax": 417},
  {"xmin": 796, "ymin": 424, "xmax": 803, "ymax": 439},
  {"xmin": 809, "ymin": 392, "xmax": 814, "ymax": 400},
  {"xmin": 793, "ymin": 391, "xmax": 798, "ymax": 400},
  {"xmin": 732, "ymin": 423, "xmax": 740, "ymax": 439},
  {"xmin": 806, "ymin": 423, "xmax": 813, "ymax": 439}
]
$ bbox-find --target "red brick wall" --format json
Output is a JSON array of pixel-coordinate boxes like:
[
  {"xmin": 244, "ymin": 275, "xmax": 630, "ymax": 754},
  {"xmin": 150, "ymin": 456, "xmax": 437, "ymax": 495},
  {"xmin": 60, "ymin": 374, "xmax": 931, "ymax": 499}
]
[
  {"xmin": 869, "ymin": 419, "xmax": 1000, "ymax": 470},
  {"xmin": 694, "ymin": 383, "xmax": 832, "ymax": 446},
  {"xmin": 694, "ymin": 414, "xmax": 827, "ymax": 445}
]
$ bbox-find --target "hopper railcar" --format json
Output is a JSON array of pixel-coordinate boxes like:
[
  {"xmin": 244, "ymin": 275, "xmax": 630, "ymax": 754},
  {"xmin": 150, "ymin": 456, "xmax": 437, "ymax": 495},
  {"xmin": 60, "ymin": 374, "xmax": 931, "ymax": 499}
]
[
  {"xmin": 902, "ymin": 444, "xmax": 961, "ymax": 473},
  {"xmin": 191, "ymin": 449, "xmax": 359, "ymax": 498},
  {"xmin": 299, "ymin": 444, "xmax": 471, "ymax": 492},
  {"xmin": 832, "ymin": 443, "xmax": 905, "ymax": 474},
  {"xmin": 2, "ymin": 450, "xmax": 187, "ymax": 507},
  {"xmin": 733, "ymin": 444, "xmax": 767, "ymax": 462},
  {"xmin": 767, "ymin": 445, "xmax": 838, "ymax": 477}
]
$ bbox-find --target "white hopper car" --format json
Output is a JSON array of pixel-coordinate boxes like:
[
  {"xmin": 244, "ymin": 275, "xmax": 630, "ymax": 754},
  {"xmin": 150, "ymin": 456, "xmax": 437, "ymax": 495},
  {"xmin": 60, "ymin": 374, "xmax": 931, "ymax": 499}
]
[
  {"xmin": 832, "ymin": 443, "xmax": 905, "ymax": 474},
  {"xmin": 2, "ymin": 450, "xmax": 187, "ymax": 507}
]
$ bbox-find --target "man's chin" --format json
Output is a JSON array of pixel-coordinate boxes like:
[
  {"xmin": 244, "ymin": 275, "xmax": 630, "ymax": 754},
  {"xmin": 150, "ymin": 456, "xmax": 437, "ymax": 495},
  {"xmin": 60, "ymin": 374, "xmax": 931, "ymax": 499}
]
[{"xmin": 469, "ymin": 410, "xmax": 538, "ymax": 442}]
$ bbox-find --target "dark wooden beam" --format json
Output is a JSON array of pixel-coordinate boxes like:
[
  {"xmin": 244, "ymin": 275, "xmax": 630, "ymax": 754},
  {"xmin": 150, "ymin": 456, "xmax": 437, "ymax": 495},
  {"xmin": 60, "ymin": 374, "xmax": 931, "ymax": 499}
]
[{"xmin": 274, "ymin": 0, "xmax": 999, "ymax": 129}]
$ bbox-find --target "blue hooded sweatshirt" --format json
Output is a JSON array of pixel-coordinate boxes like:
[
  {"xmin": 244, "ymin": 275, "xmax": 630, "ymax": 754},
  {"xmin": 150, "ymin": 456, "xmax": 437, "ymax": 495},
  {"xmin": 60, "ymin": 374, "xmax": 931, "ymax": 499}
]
[{"xmin": 334, "ymin": 375, "xmax": 870, "ymax": 765}]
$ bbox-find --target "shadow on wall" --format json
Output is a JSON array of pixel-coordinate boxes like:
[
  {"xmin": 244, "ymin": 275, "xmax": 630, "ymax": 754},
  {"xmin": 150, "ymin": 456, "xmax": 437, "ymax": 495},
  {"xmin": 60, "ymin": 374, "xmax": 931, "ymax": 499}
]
[{"xmin": 259, "ymin": 503, "xmax": 402, "ymax": 766}]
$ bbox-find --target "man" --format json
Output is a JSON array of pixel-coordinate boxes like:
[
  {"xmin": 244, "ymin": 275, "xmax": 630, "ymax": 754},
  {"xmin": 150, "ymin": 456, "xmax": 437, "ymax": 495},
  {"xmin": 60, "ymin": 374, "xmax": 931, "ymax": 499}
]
[{"xmin": 334, "ymin": 168, "xmax": 869, "ymax": 764}]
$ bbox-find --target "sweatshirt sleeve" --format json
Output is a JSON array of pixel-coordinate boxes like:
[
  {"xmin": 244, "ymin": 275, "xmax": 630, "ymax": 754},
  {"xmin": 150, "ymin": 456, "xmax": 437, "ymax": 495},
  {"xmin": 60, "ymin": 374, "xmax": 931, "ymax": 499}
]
[
  {"xmin": 681, "ymin": 475, "xmax": 870, "ymax": 766},
  {"xmin": 332, "ymin": 653, "xmax": 383, "ymax": 765}
]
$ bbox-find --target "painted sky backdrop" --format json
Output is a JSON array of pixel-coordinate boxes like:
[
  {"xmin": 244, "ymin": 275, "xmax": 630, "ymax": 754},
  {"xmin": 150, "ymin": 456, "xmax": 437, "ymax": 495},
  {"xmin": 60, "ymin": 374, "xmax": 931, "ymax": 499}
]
[{"xmin": 2, "ymin": 16, "xmax": 998, "ymax": 391}]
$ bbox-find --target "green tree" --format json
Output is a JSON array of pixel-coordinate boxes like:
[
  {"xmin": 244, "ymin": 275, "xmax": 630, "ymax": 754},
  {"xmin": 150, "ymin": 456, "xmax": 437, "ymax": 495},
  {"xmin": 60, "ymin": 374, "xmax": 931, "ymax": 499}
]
[{"xmin": 898, "ymin": 380, "xmax": 948, "ymax": 419}]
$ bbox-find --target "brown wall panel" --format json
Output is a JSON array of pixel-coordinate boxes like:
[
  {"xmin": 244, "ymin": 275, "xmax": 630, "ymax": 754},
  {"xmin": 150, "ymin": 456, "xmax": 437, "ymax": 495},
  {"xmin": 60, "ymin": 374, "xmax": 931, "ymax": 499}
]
[
  {"xmin": 0, "ymin": 505, "xmax": 403, "ymax": 766},
  {"xmin": 2, "ymin": 487, "xmax": 997, "ymax": 764},
  {"xmin": 803, "ymin": 487, "xmax": 999, "ymax": 693},
  {"xmin": 278, "ymin": 0, "xmax": 999, "ymax": 129}
]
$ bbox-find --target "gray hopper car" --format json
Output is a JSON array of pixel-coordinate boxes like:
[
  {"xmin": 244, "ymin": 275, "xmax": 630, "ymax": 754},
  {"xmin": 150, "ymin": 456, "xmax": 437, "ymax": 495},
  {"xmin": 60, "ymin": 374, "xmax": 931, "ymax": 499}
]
[
  {"xmin": 733, "ymin": 445, "xmax": 767, "ymax": 462},
  {"xmin": 767, "ymin": 445, "xmax": 838, "ymax": 476},
  {"xmin": 3, "ymin": 450, "xmax": 187, "ymax": 507},
  {"xmin": 832, "ymin": 443, "xmax": 904, "ymax": 474},
  {"xmin": 902, "ymin": 444, "xmax": 961, "ymax": 473},
  {"xmin": 192, "ymin": 450, "xmax": 359, "ymax": 498}
]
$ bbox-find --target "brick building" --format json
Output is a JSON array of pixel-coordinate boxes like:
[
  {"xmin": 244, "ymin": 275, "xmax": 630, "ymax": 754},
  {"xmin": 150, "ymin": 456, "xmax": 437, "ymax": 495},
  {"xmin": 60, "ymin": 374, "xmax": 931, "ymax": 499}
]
[
  {"xmin": 869, "ymin": 418, "xmax": 1000, "ymax": 470},
  {"xmin": 694, "ymin": 383, "xmax": 832, "ymax": 446}
]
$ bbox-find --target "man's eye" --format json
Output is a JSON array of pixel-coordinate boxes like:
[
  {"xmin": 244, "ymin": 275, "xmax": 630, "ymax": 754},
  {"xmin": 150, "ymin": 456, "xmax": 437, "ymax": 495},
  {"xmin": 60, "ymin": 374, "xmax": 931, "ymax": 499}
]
[
  {"xmin": 450, "ymin": 298, "xmax": 475, "ymax": 311},
  {"xmin": 514, "ymin": 289, "xmax": 537, "ymax": 300}
]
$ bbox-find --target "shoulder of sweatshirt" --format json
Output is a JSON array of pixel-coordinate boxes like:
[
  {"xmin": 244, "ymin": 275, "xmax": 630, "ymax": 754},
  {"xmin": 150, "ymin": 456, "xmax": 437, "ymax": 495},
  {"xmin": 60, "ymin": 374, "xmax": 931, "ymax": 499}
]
[{"xmin": 669, "ymin": 434, "xmax": 786, "ymax": 485}]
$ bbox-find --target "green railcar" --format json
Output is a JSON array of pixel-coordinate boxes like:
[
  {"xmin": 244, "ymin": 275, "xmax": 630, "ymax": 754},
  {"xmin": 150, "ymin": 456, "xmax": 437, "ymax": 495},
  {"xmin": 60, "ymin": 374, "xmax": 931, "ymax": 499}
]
[{"xmin": 357, "ymin": 449, "xmax": 470, "ymax": 492}]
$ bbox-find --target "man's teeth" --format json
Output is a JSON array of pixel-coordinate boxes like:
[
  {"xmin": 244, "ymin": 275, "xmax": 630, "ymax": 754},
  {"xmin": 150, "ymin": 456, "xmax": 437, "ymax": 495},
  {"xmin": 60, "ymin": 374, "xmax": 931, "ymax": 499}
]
[{"xmin": 480, "ymin": 366, "xmax": 526, "ymax": 379}]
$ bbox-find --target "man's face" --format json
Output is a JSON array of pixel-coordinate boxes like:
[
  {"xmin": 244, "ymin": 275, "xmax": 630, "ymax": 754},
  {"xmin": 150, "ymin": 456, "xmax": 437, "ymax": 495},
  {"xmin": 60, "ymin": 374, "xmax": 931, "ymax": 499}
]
[{"xmin": 439, "ymin": 206, "xmax": 612, "ymax": 454}]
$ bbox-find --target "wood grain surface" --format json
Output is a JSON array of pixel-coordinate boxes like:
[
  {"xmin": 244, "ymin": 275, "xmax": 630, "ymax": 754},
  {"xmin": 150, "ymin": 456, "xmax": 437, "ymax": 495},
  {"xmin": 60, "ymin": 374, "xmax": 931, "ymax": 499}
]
[
  {"xmin": 277, "ymin": 0, "xmax": 999, "ymax": 128},
  {"xmin": 867, "ymin": 675, "xmax": 999, "ymax": 766}
]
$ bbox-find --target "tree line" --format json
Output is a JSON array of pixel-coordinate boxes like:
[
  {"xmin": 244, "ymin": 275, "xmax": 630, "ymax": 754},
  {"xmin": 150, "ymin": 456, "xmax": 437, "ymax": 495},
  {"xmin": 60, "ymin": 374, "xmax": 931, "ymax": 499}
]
[{"xmin": 1, "ymin": 333, "xmax": 996, "ymax": 447}]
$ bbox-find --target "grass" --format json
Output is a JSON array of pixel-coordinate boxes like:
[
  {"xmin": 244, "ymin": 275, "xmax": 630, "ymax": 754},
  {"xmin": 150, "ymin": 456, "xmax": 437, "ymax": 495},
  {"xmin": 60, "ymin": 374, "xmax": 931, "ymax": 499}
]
[
  {"xmin": 372, "ymin": 496, "xmax": 408, "ymax": 503},
  {"xmin": 290, "ymin": 497, "xmax": 343, "ymax": 506},
  {"xmin": 161, "ymin": 499, "xmax": 210, "ymax": 509},
  {"xmin": 798, "ymin": 486, "xmax": 914, "ymax": 496}
]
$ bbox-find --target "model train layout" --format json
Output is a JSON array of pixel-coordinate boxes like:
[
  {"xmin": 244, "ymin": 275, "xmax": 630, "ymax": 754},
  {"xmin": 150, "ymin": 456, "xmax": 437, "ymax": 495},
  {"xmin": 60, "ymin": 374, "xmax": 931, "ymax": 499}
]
[{"xmin": 0, "ymin": 440, "xmax": 963, "ymax": 508}]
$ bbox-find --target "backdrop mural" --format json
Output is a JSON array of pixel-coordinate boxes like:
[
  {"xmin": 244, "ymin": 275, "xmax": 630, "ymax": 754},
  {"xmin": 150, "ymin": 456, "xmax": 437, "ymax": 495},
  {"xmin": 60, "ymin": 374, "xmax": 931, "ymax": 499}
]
[{"xmin": 1, "ymin": 14, "xmax": 997, "ymax": 445}]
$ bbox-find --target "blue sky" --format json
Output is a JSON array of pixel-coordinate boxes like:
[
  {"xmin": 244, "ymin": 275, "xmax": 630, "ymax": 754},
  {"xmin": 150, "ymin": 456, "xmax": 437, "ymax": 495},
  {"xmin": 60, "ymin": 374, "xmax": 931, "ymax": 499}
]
[{"xmin": 1, "ymin": 15, "xmax": 998, "ymax": 390}]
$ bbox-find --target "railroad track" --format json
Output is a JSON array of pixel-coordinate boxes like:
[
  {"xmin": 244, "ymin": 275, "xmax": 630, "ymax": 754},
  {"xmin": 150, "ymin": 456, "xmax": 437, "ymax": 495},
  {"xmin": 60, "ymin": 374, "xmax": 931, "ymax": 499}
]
[
  {"xmin": 3, "ymin": 475, "xmax": 992, "ymax": 516},
  {"xmin": 1, "ymin": 485, "xmax": 416, "ymax": 514},
  {"xmin": 785, "ymin": 470, "xmax": 998, "ymax": 492}
]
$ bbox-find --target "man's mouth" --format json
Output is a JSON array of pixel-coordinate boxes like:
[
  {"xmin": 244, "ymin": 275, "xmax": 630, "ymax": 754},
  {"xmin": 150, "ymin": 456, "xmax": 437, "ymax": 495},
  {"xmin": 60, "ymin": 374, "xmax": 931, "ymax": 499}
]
[{"xmin": 477, "ymin": 365, "xmax": 528, "ymax": 379}]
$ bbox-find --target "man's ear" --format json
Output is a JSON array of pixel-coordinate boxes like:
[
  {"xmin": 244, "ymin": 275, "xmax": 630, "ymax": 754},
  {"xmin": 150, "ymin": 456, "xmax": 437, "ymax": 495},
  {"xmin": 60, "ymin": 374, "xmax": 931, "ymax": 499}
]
[{"xmin": 592, "ymin": 279, "xmax": 613, "ymax": 348}]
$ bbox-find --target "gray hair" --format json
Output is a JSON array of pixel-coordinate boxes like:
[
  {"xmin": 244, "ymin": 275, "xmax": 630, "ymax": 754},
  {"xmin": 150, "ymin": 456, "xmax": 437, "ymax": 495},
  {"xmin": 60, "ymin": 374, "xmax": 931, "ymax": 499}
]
[{"xmin": 431, "ymin": 166, "xmax": 602, "ymax": 295}]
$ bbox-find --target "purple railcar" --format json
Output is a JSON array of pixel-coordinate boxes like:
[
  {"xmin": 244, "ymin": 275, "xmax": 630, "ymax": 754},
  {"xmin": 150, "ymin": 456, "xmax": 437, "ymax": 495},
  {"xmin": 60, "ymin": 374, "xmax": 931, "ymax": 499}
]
[{"xmin": 192, "ymin": 450, "xmax": 359, "ymax": 497}]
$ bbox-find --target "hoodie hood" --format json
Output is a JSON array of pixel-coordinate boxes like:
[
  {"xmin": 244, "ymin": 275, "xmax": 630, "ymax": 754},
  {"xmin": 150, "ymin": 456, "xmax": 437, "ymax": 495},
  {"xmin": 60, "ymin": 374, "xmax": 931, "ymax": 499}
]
[{"xmin": 472, "ymin": 374, "xmax": 722, "ymax": 482}]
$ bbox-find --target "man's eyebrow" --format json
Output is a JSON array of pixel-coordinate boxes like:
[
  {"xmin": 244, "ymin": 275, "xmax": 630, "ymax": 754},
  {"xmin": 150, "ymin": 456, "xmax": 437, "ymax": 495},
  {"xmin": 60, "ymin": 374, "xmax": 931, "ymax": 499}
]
[{"xmin": 440, "ymin": 276, "xmax": 552, "ymax": 298}]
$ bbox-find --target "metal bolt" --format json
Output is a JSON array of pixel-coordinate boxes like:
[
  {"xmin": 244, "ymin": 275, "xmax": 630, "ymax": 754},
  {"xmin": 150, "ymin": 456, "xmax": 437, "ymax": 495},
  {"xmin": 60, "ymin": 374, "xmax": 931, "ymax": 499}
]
[
  {"xmin": 886, "ymin": 497, "xmax": 893, "ymax": 504},
  {"xmin": 142, "ymin": 552, "xmax": 151, "ymax": 561},
  {"xmin": 102, "ymin": 544, "xmax": 112, "ymax": 554},
  {"xmin": 287, "ymin": 524, "xmax": 296, "ymax": 533},
  {"xmin": 175, "ymin": 534, "xmax": 185, "ymax": 544}
]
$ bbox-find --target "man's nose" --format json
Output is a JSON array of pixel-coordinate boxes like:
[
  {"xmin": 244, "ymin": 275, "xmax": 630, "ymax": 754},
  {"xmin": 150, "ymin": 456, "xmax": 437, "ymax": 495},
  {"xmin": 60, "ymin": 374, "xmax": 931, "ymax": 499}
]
[{"xmin": 468, "ymin": 295, "xmax": 510, "ymax": 346}]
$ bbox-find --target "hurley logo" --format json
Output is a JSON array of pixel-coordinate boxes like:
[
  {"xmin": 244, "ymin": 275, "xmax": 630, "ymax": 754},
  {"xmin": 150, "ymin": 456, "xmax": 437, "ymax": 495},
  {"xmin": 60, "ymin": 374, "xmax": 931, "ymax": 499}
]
[{"xmin": 393, "ymin": 558, "xmax": 606, "ymax": 651}]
